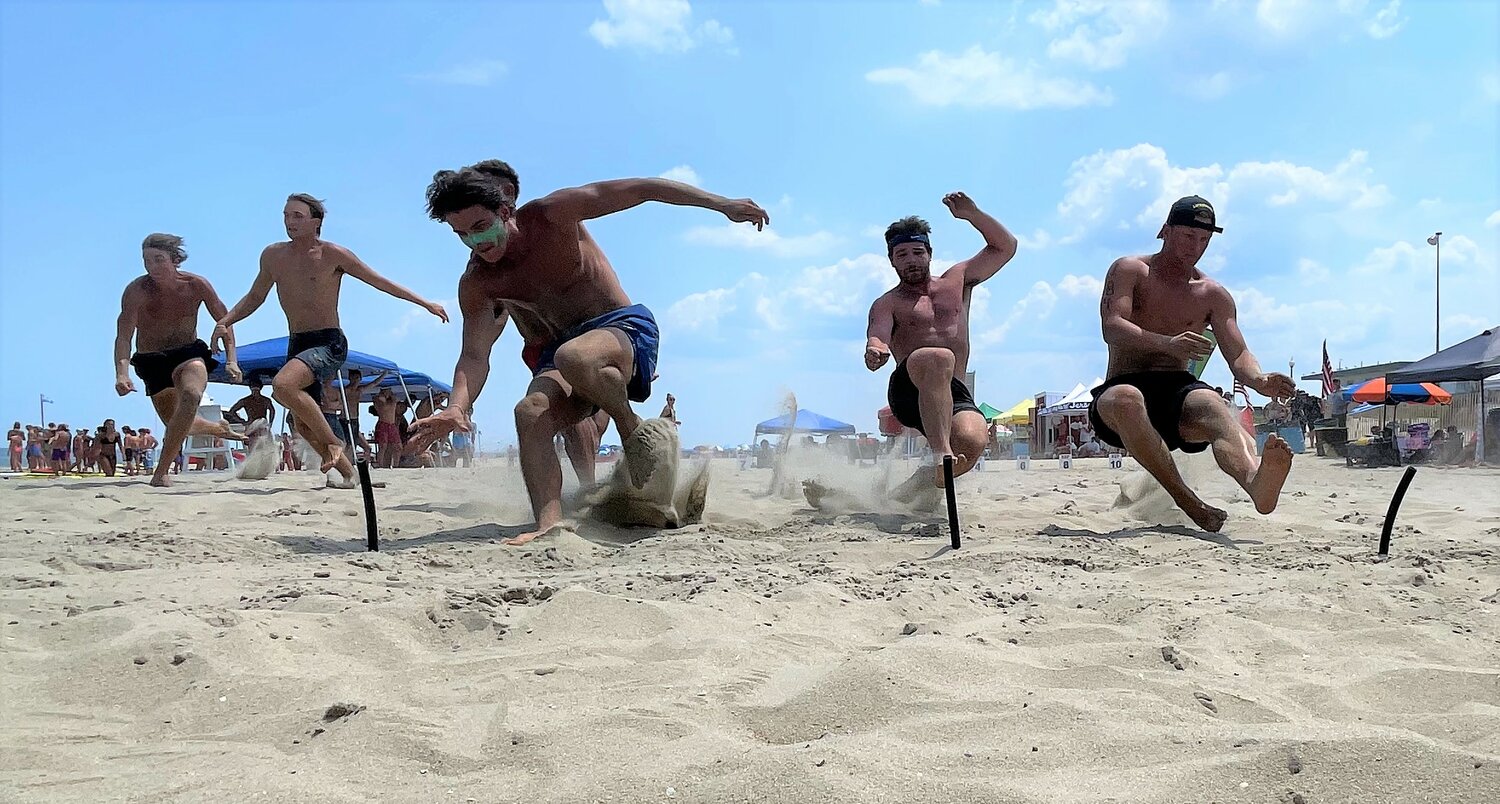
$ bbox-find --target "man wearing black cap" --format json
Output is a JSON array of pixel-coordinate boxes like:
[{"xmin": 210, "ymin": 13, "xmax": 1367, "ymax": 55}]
[
  {"xmin": 1089, "ymin": 195, "xmax": 1295, "ymax": 532},
  {"xmin": 865, "ymin": 192, "xmax": 1018, "ymax": 493}
]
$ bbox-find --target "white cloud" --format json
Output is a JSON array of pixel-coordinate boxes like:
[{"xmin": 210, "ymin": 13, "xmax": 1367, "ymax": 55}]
[
  {"xmin": 1053, "ymin": 144, "xmax": 1391, "ymax": 237},
  {"xmin": 682, "ymin": 224, "xmax": 841, "ymax": 258},
  {"xmin": 661, "ymin": 252, "xmax": 961, "ymax": 338},
  {"xmin": 658, "ymin": 165, "xmax": 702, "ymax": 186},
  {"xmin": 389, "ymin": 298, "xmax": 458, "ymax": 340},
  {"xmin": 1365, "ymin": 0, "xmax": 1406, "ymax": 39},
  {"xmin": 1254, "ymin": 0, "xmax": 1406, "ymax": 40},
  {"xmin": 588, "ymin": 0, "xmax": 734, "ymax": 54},
  {"xmin": 408, "ymin": 60, "xmax": 508, "ymax": 86},
  {"xmin": 665, "ymin": 286, "xmax": 737, "ymax": 331},
  {"xmin": 866, "ymin": 45, "xmax": 1112, "ymax": 109},
  {"xmin": 1028, "ymin": 0, "xmax": 1169, "ymax": 71},
  {"xmin": 978, "ymin": 280, "xmax": 1060, "ymax": 346},
  {"xmin": 1184, "ymin": 71, "xmax": 1236, "ymax": 101},
  {"xmin": 1297, "ymin": 257, "xmax": 1330, "ymax": 284},
  {"xmin": 1485, "ymin": 210, "xmax": 1500, "ymax": 229},
  {"xmin": 1056, "ymin": 273, "xmax": 1103, "ymax": 297}
]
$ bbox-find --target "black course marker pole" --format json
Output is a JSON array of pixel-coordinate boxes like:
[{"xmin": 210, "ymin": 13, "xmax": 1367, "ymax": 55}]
[
  {"xmin": 943, "ymin": 455, "xmax": 961, "ymax": 550},
  {"xmin": 336, "ymin": 370, "xmax": 379, "ymax": 552},
  {"xmin": 1378, "ymin": 465, "xmax": 1416, "ymax": 557}
]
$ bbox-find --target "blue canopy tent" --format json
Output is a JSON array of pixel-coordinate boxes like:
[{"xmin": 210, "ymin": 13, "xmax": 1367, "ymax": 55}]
[
  {"xmin": 207, "ymin": 336, "xmax": 399, "ymax": 386},
  {"xmin": 205, "ymin": 336, "xmax": 407, "ymax": 552},
  {"xmin": 358, "ymin": 370, "xmax": 452, "ymax": 403},
  {"xmin": 753, "ymin": 408, "xmax": 857, "ymax": 439}
]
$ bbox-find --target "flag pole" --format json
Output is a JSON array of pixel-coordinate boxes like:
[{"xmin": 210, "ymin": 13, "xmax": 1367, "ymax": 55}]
[{"xmin": 1428, "ymin": 232, "xmax": 1442, "ymax": 352}]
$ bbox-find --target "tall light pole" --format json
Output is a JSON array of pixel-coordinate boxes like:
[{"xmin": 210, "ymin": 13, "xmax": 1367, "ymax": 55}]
[{"xmin": 1427, "ymin": 231, "xmax": 1441, "ymax": 352}]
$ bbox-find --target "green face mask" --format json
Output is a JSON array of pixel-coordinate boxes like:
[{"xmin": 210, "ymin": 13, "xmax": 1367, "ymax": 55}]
[{"xmin": 460, "ymin": 218, "xmax": 508, "ymax": 251}]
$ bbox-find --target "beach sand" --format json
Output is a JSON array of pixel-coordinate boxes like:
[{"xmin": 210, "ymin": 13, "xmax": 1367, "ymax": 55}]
[{"xmin": 2, "ymin": 450, "xmax": 1498, "ymax": 803}]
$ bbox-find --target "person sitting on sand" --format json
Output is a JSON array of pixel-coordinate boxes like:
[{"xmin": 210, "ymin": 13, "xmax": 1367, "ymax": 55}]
[
  {"xmin": 214, "ymin": 194, "xmax": 448, "ymax": 487},
  {"xmin": 115, "ymin": 233, "xmax": 247, "ymax": 486},
  {"xmin": 864, "ymin": 192, "xmax": 1018, "ymax": 495},
  {"xmin": 410, "ymin": 159, "xmax": 768, "ymax": 544},
  {"xmin": 1087, "ymin": 196, "xmax": 1294, "ymax": 533}
]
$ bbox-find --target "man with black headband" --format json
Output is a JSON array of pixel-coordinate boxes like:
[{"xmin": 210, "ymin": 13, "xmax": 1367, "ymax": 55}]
[
  {"xmin": 1089, "ymin": 195, "xmax": 1294, "ymax": 533},
  {"xmin": 866, "ymin": 192, "xmax": 1018, "ymax": 492},
  {"xmin": 411, "ymin": 160, "xmax": 769, "ymax": 545}
]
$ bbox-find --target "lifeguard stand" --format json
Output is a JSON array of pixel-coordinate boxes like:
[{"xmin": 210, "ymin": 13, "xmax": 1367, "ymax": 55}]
[{"xmin": 181, "ymin": 395, "xmax": 239, "ymax": 471}]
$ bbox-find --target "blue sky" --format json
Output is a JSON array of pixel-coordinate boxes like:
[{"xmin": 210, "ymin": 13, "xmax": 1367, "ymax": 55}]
[{"xmin": 2, "ymin": 0, "xmax": 1496, "ymax": 448}]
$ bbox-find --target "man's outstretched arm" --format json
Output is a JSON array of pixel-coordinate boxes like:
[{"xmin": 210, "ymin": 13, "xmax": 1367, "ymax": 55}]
[
  {"xmin": 534, "ymin": 178, "xmax": 769, "ymax": 229},
  {"xmin": 1212, "ymin": 288, "xmax": 1295, "ymax": 399},
  {"xmin": 944, "ymin": 192, "xmax": 1018, "ymax": 286},
  {"xmin": 114, "ymin": 285, "xmax": 139, "ymax": 395},
  {"xmin": 408, "ymin": 282, "xmax": 506, "ymax": 452},
  {"xmin": 336, "ymin": 245, "xmax": 450, "ymax": 323},
  {"xmin": 865, "ymin": 296, "xmax": 895, "ymax": 372},
  {"xmin": 217, "ymin": 248, "xmax": 277, "ymax": 334}
]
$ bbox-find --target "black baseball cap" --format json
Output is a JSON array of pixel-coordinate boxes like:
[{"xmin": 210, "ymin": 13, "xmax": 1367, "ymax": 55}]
[{"xmin": 1165, "ymin": 195, "xmax": 1223, "ymax": 233}]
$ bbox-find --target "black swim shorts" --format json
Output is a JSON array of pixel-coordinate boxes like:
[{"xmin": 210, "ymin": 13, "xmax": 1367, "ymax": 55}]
[
  {"xmin": 1087, "ymin": 371, "xmax": 1214, "ymax": 454},
  {"xmin": 887, "ymin": 359, "xmax": 982, "ymax": 434},
  {"xmin": 286, "ymin": 328, "xmax": 349, "ymax": 403},
  {"xmin": 130, "ymin": 339, "xmax": 219, "ymax": 397}
]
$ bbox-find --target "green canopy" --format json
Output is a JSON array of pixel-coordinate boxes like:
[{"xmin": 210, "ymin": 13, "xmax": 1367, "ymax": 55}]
[{"xmin": 977, "ymin": 402, "xmax": 1003, "ymax": 420}]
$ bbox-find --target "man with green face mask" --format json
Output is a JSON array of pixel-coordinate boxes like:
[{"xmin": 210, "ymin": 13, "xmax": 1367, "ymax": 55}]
[{"xmin": 410, "ymin": 160, "xmax": 770, "ymax": 546}]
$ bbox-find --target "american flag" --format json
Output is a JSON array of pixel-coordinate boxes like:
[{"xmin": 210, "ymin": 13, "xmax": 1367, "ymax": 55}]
[
  {"xmin": 1321, "ymin": 339, "xmax": 1336, "ymax": 397},
  {"xmin": 1232, "ymin": 378, "xmax": 1247, "ymax": 403}
]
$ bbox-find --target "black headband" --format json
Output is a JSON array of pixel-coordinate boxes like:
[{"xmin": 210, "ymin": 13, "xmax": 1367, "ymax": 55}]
[{"xmin": 887, "ymin": 233, "xmax": 930, "ymax": 250}]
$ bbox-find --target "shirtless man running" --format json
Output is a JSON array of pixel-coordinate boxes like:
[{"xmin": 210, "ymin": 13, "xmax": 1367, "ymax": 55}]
[
  {"xmin": 1087, "ymin": 196, "xmax": 1294, "ymax": 532},
  {"xmin": 409, "ymin": 159, "xmax": 768, "ymax": 544},
  {"xmin": 440, "ymin": 162, "xmax": 613, "ymax": 488},
  {"xmin": 115, "ymin": 233, "xmax": 246, "ymax": 486},
  {"xmin": 865, "ymin": 193, "xmax": 1018, "ymax": 490},
  {"xmin": 214, "ymin": 194, "xmax": 448, "ymax": 486}
]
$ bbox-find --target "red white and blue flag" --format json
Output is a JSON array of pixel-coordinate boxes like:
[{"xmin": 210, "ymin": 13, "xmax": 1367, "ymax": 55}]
[{"xmin": 1321, "ymin": 340, "xmax": 1336, "ymax": 397}]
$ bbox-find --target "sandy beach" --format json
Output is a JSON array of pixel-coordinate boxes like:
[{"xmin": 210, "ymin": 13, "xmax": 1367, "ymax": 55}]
[{"xmin": 2, "ymin": 452, "xmax": 1498, "ymax": 803}]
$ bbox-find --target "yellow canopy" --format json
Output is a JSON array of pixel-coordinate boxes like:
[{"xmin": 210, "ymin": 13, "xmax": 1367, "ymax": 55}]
[{"xmin": 996, "ymin": 398, "xmax": 1034, "ymax": 426}]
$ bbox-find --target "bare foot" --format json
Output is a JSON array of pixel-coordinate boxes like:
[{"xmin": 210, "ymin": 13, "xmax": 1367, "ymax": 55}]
[
  {"xmin": 1248, "ymin": 435, "xmax": 1294, "ymax": 514},
  {"xmin": 930, "ymin": 454, "xmax": 965, "ymax": 488},
  {"xmin": 504, "ymin": 521, "xmax": 562, "ymax": 546},
  {"xmin": 320, "ymin": 443, "xmax": 344, "ymax": 474},
  {"xmin": 149, "ymin": 473, "xmax": 172, "ymax": 487},
  {"xmin": 326, "ymin": 474, "xmax": 357, "ymax": 489},
  {"xmin": 216, "ymin": 423, "xmax": 246, "ymax": 442},
  {"xmin": 1178, "ymin": 497, "xmax": 1229, "ymax": 532}
]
